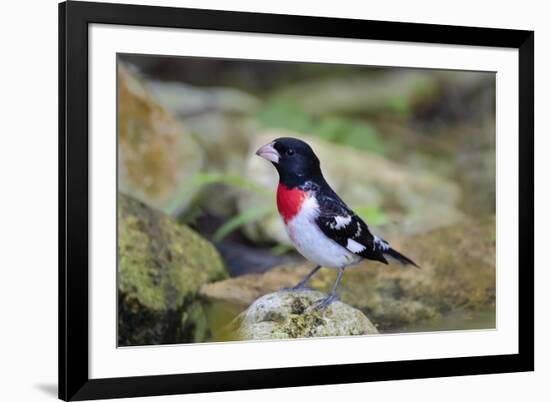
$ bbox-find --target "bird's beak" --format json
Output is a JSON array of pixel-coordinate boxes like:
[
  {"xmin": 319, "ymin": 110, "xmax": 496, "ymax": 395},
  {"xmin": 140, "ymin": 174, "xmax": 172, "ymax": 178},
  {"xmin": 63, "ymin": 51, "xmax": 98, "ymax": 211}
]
[{"xmin": 255, "ymin": 142, "xmax": 280, "ymax": 164}]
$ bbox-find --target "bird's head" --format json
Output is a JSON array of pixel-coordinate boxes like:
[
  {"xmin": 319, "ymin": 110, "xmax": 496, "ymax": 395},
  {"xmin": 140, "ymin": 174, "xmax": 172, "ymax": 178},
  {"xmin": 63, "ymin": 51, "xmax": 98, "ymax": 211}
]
[{"xmin": 256, "ymin": 137, "xmax": 322, "ymax": 187}]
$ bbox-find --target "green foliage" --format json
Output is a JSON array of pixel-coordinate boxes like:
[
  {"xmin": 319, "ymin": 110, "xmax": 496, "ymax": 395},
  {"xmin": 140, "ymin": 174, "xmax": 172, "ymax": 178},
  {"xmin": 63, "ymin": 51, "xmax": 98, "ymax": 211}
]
[
  {"xmin": 387, "ymin": 96, "xmax": 410, "ymax": 117},
  {"xmin": 270, "ymin": 243, "xmax": 294, "ymax": 255},
  {"xmin": 179, "ymin": 173, "xmax": 387, "ymax": 246},
  {"xmin": 256, "ymin": 99, "xmax": 312, "ymax": 134},
  {"xmin": 167, "ymin": 173, "xmax": 270, "ymax": 216},
  {"xmin": 213, "ymin": 205, "xmax": 276, "ymax": 242},
  {"xmin": 175, "ymin": 173, "xmax": 277, "ymax": 242},
  {"xmin": 256, "ymin": 99, "xmax": 385, "ymax": 154},
  {"xmin": 353, "ymin": 206, "xmax": 387, "ymax": 226},
  {"xmin": 185, "ymin": 173, "xmax": 270, "ymax": 196}
]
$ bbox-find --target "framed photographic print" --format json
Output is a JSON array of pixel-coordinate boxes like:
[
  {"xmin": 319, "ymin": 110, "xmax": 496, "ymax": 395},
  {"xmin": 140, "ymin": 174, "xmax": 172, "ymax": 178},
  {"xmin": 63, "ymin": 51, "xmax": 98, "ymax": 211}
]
[{"xmin": 59, "ymin": 1, "xmax": 534, "ymax": 400}]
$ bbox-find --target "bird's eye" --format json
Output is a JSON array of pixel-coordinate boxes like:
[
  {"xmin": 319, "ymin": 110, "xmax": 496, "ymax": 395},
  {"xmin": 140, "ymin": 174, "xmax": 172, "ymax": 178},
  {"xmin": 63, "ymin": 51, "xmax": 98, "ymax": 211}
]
[{"xmin": 286, "ymin": 149, "xmax": 295, "ymax": 156}]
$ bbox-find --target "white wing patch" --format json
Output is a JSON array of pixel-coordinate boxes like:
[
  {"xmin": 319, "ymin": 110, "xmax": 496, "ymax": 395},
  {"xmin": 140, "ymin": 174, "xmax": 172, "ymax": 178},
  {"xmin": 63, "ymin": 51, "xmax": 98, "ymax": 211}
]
[
  {"xmin": 354, "ymin": 222, "xmax": 362, "ymax": 237},
  {"xmin": 373, "ymin": 235, "xmax": 390, "ymax": 251},
  {"xmin": 346, "ymin": 238, "xmax": 366, "ymax": 253},
  {"xmin": 330, "ymin": 215, "xmax": 352, "ymax": 229}
]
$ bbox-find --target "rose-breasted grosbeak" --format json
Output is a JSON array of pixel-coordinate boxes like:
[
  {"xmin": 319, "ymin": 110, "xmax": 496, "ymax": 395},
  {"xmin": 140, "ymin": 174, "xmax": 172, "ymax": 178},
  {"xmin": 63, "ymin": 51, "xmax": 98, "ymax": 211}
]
[{"xmin": 256, "ymin": 137, "xmax": 418, "ymax": 309}]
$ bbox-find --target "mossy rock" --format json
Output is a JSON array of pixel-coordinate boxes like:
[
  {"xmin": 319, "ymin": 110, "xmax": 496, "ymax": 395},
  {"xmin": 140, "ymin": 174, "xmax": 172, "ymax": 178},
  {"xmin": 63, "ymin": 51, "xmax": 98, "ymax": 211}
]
[
  {"xmin": 117, "ymin": 63, "xmax": 204, "ymax": 216},
  {"xmin": 232, "ymin": 290, "xmax": 378, "ymax": 340},
  {"xmin": 118, "ymin": 193, "xmax": 228, "ymax": 345}
]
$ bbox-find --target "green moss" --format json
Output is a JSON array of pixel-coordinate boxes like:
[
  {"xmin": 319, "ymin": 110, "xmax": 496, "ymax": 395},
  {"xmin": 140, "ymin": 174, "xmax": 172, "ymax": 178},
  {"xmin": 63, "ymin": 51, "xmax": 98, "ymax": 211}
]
[
  {"xmin": 262, "ymin": 310, "xmax": 286, "ymax": 323},
  {"xmin": 290, "ymin": 297, "xmax": 307, "ymax": 315},
  {"xmin": 234, "ymin": 291, "xmax": 378, "ymax": 340},
  {"xmin": 117, "ymin": 193, "xmax": 228, "ymax": 345},
  {"xmin": 286, "ymin": 312, "xmax": 327, "ymax": 338}
]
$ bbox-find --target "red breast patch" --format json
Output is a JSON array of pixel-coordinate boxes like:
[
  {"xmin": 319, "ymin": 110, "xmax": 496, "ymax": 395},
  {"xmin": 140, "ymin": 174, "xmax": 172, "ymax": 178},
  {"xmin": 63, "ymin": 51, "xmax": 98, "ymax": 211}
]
[{"xmin": 277, "ymin": 184, "xmax": 306, "ymax": 223}]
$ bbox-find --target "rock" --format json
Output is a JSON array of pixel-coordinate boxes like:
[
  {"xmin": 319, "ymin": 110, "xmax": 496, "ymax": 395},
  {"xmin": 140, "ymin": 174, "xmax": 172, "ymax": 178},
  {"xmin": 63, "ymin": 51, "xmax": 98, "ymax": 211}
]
[
  {"xmin": 457, "ymin": 147, "xmax": 495, "ymax": 217},
  {"xmin": 369, "ymin": 118, "xmax": 496, "ymax": 219},
  {"xmin": 238, "ymin": 131, "xmax": 464, "ymax": 244},
  {"xmin": 117, "ymin": 63, "xmax": 204, "ymax": 216},
  {"xmin": 177, "ymin": 112, "xmax": 259, "ymax": 218},
  {"xmin": 453, "ymin": 120, "xmax": 496, "ymax": 217},
  {"xmin": 272, "ymin": 70, "xmax": 492, "ymax": 119},
  {"xmin": 201, "ymin": 219, "xmax": 495, "ymax": 333},
  {"xmin": 341, "ymin": 218, "xmax": 496, "ymax": 331},
  {"xmin": 144, "ymin": 79, "xmax": 262, "ymax": 216},
  {"xmin": 145, "ymin": 80, "xmax": 260, "ymax": 175},
  {"xmin": 117, "ymin": 193, "xmax": 228, "ymax": 345},
  {"xmin": 201, "ymin": 265, "xmax": 304, "ymax": 307},
  {"xmin": 273, "ymin": 71, "xmax": 439, "ymax": 116},
  {"xmin": 146, "ymin": 80, "xmax": 260, "ymax": 117},
  {"xmin": 232, "ymin": 290, "xmax": 378, "ymax": 340}
]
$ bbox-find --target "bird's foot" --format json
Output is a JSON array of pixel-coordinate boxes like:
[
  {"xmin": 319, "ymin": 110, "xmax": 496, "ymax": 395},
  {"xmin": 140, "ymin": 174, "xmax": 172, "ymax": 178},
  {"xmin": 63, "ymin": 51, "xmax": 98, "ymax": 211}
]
[
  {"xmin": 280, "ymin": 282, "xmax": 309, "ymax": 292},
  {"xmin": 312, "ymin": 293, "xmax": 338, "ymax": 310}
]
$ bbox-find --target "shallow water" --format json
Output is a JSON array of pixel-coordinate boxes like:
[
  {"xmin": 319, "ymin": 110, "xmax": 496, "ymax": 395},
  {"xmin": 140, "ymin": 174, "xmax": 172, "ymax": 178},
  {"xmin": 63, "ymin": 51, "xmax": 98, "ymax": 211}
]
[
  {"xmin": 205, "ymin": 301, "xmax": 243, "ymax": 342},
  {"xmin": 386, "ymin": 307, "xmax": 496, "ymax": 334}
]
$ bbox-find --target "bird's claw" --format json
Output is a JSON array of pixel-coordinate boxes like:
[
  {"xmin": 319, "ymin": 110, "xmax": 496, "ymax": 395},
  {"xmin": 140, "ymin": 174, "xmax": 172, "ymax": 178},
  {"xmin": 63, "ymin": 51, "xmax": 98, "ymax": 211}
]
[
  {"xmin": 312, "ymin": 293, "xmax": 338, "ymax": 310},
  {"xmin": 280, "ymin": 283, "xmax": 309, "ymax": 292}
]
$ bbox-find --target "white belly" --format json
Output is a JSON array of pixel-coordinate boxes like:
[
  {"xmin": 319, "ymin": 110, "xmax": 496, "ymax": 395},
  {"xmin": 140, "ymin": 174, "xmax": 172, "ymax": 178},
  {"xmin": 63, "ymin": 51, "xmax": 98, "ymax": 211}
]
[{"xmin": 284, "ymin": 197, "xmax": 361, "ymax": 269}]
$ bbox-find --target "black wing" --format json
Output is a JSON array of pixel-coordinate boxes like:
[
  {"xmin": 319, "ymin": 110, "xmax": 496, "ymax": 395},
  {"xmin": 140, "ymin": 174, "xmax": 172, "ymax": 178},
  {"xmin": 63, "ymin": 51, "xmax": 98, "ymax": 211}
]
[{"xmin": 314, "ymin": 192, "xmax": 390, "ymax": 264}]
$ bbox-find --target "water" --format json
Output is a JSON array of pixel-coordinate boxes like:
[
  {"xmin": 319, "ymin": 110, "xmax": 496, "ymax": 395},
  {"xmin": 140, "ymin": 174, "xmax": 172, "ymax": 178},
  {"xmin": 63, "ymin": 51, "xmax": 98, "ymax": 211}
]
[{"xmin": 388, "ymin": 307, "xmax": 496, "ymax": 334}]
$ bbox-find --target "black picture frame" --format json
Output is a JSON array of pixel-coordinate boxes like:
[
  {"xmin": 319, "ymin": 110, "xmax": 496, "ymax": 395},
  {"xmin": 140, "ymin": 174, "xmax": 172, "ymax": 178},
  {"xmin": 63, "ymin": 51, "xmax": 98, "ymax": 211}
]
[{"xmin": 59, "ymin": 1, "xmax": 534, "ymax": 400}]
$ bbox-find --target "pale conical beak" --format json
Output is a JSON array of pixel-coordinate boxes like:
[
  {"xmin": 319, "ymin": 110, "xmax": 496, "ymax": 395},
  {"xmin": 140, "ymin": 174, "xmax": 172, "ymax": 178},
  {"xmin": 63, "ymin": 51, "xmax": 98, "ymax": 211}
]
[{"xmin": 255, "ymin": 142, "xmax": 280, "ymax": 163}]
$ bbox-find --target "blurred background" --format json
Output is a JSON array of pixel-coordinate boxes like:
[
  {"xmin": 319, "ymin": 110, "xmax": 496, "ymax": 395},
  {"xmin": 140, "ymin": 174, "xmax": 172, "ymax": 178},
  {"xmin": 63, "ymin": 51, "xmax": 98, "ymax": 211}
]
[{"xmin": 117, "ymin": 54, "xmax": 496, "ymax": 346}]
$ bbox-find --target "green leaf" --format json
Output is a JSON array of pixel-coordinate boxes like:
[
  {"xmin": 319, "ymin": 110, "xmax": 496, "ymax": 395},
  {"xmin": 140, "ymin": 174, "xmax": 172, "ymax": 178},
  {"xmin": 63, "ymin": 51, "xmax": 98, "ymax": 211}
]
[
  {"xmin": 342, "ymin": 123, "xmax": 385, "ymax": 154},
  {"xmin": 315, "ymin": 117, "xmax": 348, "ymax": 141},
  {"xmin": 256, "ymin": 99, "xmax": 312, "ymax": 133},
  {"xmin": 212, "ymin": 205, "xmax": 276, "ymax": 242},
  {"xmin": 386, "ymin": 96, "xmax": 410, "ymax": 117},
  {"xmin": 188, "ymin": 173, "xmax": 270, "ymax": 195},
  {"xmin": 353, "ymin": 206, "xmax": 387, "ymax": 226},
  {"xmin": 270, "ymin": 243, "xmax": 294, "ymax": 256},
  {"xmin": 166, "ymin": 173, "xmax": 270, "ymax": 215}
]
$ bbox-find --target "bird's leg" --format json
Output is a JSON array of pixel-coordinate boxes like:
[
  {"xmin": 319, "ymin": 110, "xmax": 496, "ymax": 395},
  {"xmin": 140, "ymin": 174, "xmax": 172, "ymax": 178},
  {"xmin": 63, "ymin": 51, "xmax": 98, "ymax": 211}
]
[
  {"xmin": 291, "ymin": 265, "xmax": 322, "ymax": 290},
  {"xmin": 282, "ymin": 265, "xmax": 321, "ymax": 291},
  {"xmin": 314, "ymin": 267, "xmax": 345, "ymax": 309}
]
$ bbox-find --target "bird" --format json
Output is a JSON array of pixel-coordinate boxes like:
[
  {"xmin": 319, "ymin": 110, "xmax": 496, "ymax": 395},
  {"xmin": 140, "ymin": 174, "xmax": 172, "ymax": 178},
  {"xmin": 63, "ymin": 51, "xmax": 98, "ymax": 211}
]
[{"xmin": 256, "ymin": 137, "xmax": 418, "ymax": 309}]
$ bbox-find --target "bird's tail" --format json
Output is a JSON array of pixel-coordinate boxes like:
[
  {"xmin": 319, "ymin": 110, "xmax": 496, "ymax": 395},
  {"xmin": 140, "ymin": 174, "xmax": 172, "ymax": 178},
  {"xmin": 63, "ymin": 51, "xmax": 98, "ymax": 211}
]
[{"xmin": 384, "ymin": 248, "xmax": 420, "ymax": 268}]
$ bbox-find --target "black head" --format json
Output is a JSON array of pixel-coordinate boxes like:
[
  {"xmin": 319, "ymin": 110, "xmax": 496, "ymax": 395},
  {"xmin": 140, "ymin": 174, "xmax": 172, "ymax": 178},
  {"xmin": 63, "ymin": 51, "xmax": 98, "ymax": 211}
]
[{"xmin": 256, "ymin": 137, "xmax": 323, "ymax": 187}]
